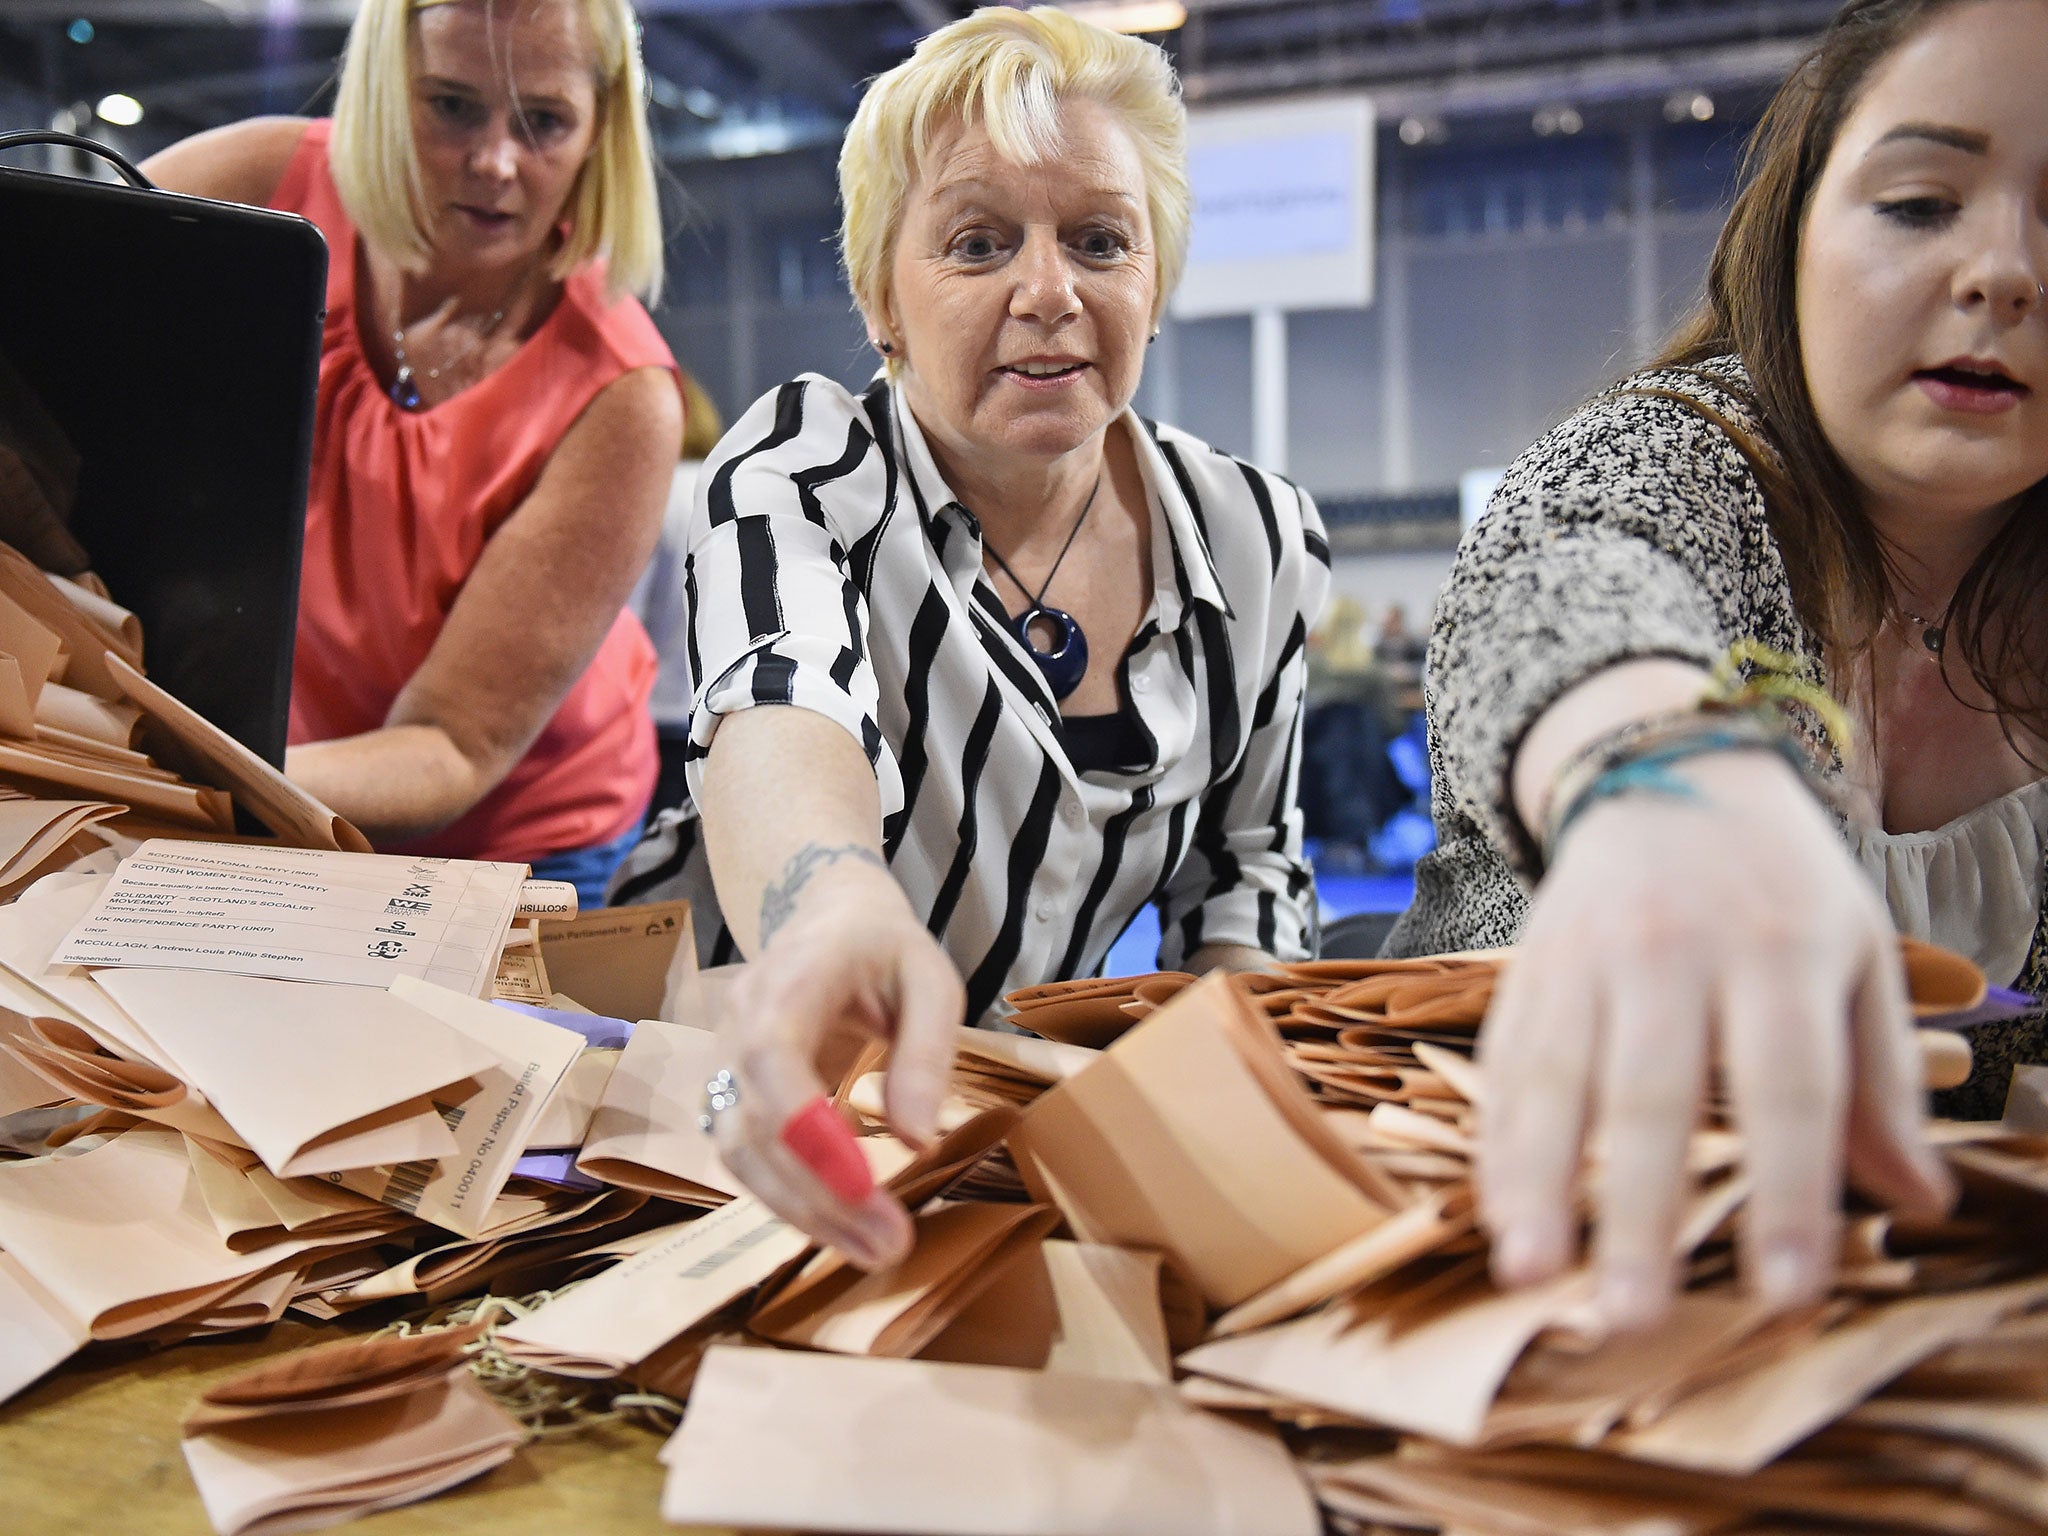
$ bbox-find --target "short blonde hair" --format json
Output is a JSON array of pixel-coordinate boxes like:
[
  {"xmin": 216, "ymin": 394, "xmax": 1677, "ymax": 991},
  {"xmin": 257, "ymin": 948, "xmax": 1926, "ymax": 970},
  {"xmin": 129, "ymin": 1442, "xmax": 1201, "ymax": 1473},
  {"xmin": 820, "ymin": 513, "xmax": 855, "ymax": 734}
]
[
  {"xmin": 838, "ymin": 5, "xmax": 1188, "ymax": 333},
  {"xmin": 330, "ymin": 0, "xmax": 664, "ymax": 305}
]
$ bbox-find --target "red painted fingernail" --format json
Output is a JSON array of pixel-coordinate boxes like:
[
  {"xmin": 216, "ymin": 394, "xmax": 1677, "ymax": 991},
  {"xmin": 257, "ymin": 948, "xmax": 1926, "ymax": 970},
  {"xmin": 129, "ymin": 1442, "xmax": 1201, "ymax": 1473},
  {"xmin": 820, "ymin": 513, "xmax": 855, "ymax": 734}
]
[{"xmin": 781, "ymin": 1096, "xmax": 875, "ymax": 1205}]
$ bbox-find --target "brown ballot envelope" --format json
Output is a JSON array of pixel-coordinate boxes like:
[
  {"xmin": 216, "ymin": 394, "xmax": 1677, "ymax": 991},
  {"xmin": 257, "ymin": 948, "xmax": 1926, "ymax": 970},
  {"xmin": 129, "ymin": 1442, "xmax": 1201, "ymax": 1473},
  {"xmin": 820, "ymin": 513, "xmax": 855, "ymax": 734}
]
[
  {"xmin": 49, "ymin": 573, "xmax": 141, "ymax": 653},
  {"xmin": 574, "ymin": 1012, "xmax": 744, "ymax": 1204},
  {"xmin": 363, "ymin": 978, "xmax": 585, "ymax": 1236},
  {"xmin": 520, "ymin": 1045, "xmax": 617, "ymax": 1148},
  {"xmin": 658, "ymin": 1346, "xmax": 1321, "ymax": 1536},
  {"xmin": 0, "ymin": 795, "xmax": 121, "ymax": 890},
  {"xmin": 91, "ymin": 969, "xmax": 496, "ymax": 1179},
  {"xmin": 183, "ymin": 1325, "xmax": 486, "ymax": 1435},
  {"xmin": 920, "ymin": 1239, "xmax": 1177, "ymax": 1381},
  {"xmin": 487, "ymin": 940, "xmax": 549, "ymax": 1005},
  {"xmin": 0, "ymin": 538, "xmax": 136, "ymax": 700},
  {"xmin": 534, "ymin": 898, "xmax": 694, "ymax": 1021},
  {"xmin": 184, "ymin": 1142, "xmax": 398, "ymax": 1252},
  {"xmin": 955, "ymin": 1025, "xmax": 1101, "ymax": 1081},
  {"xmin": 1207, "ymin": 1182, "xmax": 1476, "ymax": 1338},
  {"xmin": 749, "ymin": 1198, "xmax": 1058, "ymax": 1357},
  {"xmin": 0, "ymin": 1000, "xmax": 60, "ymax": 1114},
  {"xmin": 4, "ymin": 1009, "xmax": 245, "ymax": 1145},
  {"xmin": 0, "ymin": 1127, "xmax": 335, "ymax": 1339},
  {"xmin": 323, "ymin": 1185, "xmax": 649, "ymax": 1311},
  {"xmin": 105, "ymin": 655, "xmax": 370, "ymax": 853},
  {"xmin": 848, "ymin": 1025, "xmax": 1104, "ymax": 1126},
  {"xmin": 1007, "ymin": 939, "xmax": 1986, "ymax": 1050},
  {"xmin": 33, "ymin": 679, "xmax": 140, "ymax": 748},
  {"xmin": 1180, "ymin": 1267, "xmax": 1596, "ymax": 1445},
  {"xmin": 0, "ymin": 587, "xmax": 66, "ymax": 737},
  {"xmin": 493, "ymin": 1199, "xmax": 811, "ymax": 1378},
  {"xmin": 1007, "ymin": 970, "xmax": 1399, "ymax": 1309},
  {"xmin": 0, "ymin": 737, "xmax": 231, "ymax": 830},
  {"xmin": 0, "ymin": 1247, "xmax": 89, "ymax": 1405},
  {"xmin": 0, "ymin": 870, "xmax": 190, "ymax": 1069},
  {"xmin": 1001, "ymin": 970, "xmax": 1197, "ymax": 1048},
  {"xmin": 497, "ymin": 1106, "xmax": 1019, "ymax": 1376},
  {"xmin": 182, "ymin": 1372, "xmax": 524, "ymax": 1536},
  {"xmin": 1607, "ymin": 1272, "xmax": 2048, "ymax": 1475}
]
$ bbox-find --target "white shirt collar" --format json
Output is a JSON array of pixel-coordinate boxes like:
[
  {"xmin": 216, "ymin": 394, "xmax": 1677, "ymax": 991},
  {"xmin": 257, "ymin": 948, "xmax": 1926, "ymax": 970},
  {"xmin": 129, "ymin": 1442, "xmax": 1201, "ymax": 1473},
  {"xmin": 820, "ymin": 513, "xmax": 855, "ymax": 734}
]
[{"xmin": 884, "ymin": 376, "xmax": 1232, "ymax": 628}]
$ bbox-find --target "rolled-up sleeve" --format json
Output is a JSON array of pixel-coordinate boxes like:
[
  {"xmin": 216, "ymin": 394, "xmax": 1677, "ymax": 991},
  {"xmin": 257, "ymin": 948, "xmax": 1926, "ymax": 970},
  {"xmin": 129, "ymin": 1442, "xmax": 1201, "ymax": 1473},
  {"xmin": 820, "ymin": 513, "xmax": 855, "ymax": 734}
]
[
  {"xmin": 1157, "ymin": 482, "xmax": 1330, "ymax": 965},
  {"xmin": 1429, "ymin": 383, "xmax": 1793, "ymax": 880},
  {"xmin": 682, "ymin": 378, "xmax": 905, "ymax": 816}
]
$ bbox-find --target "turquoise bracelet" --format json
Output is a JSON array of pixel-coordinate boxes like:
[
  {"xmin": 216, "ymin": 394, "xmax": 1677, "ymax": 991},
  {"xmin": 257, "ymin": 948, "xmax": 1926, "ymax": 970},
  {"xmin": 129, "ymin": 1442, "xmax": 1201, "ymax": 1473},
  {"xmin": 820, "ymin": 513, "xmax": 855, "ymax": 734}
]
[{"xmin": 1542, "ymin": 720, "xmax": 1819, "ymax": 862}]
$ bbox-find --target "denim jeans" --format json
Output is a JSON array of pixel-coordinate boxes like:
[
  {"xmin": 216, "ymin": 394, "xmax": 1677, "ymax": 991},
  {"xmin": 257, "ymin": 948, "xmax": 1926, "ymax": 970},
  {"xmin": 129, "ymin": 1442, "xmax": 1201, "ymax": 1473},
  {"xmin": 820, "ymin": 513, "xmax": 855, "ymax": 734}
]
[{"xmin": 527, "ymin": 821, "xmax": 646, "ymax": 910}]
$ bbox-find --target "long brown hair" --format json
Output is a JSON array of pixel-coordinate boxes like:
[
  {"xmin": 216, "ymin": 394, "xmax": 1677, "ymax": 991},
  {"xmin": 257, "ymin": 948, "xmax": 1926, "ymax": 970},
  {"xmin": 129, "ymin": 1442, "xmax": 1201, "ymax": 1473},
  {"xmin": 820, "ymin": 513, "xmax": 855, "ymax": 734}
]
[{"xmin": 1660, "ymin": 0, "xmax": 2048, "ymax": 737}]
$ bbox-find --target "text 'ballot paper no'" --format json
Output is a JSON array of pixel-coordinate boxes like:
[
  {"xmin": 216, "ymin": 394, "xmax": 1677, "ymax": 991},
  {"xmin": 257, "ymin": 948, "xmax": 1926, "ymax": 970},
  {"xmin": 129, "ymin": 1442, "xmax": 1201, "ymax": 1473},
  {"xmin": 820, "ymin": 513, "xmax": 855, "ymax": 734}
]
[
  {"xmin": 52, "ymin": 840, "xmax": 528, "ymax": 995},
  {"xmin": 343, "ymin": 977, "xmax": 585, "ymax": 1238}
]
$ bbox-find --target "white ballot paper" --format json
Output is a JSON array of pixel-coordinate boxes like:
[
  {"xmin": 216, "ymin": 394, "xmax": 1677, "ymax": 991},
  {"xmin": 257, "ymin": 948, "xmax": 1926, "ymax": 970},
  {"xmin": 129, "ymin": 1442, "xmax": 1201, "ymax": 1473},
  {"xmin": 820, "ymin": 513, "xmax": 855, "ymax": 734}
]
[{"xmin": 53, "ymin": 841, "xmax": 527, "ymax": 996}]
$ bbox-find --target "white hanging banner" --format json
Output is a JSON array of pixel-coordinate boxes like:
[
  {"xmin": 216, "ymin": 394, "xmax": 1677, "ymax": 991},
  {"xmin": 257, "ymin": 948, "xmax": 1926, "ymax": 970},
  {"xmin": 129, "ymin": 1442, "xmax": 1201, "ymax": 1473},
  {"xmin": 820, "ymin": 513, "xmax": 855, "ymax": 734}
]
[{"xmin": 1172, "ymin": 94, "xmax": 1376, "ymax": 320}]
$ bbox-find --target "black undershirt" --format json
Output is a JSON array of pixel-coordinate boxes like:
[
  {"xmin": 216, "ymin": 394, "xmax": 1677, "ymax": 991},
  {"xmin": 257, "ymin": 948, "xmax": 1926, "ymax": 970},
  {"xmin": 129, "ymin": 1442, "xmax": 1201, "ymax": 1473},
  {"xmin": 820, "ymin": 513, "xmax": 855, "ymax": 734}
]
[{"xmin": 1058, "ymin": 698, "xmax": 1152, "ymax": 776}]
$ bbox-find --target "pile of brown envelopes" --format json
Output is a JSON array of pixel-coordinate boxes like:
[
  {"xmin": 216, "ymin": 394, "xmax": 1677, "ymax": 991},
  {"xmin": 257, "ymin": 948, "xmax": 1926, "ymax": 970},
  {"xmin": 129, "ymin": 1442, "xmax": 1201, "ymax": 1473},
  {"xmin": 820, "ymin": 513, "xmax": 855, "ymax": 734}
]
[
  {"xmin": 655, "ymin": 945, "xmax": 2048, "ymax": 1536},
  {"xmin": 0, "ymin": 535, "xmax": 374, "ymax": 857},
  {"xmin": 0, "ymin": 839, "xmax": 720, "ymax": 1529},
  {"xmin": 12, "ymin": 870, "xmax": 2048, "ymax": 1536},
  {"xmin": 181, "ymin": 1324, "xmax": 526, "ymax": 1536}
]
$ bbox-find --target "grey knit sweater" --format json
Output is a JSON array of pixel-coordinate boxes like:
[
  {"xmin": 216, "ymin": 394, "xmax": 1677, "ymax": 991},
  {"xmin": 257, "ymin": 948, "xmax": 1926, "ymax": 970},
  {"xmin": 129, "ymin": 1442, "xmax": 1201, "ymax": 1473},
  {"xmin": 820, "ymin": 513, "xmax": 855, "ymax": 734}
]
[{"xmin": 1385, "ymin": 356, "xmax": 2047, "ymax": 1118}]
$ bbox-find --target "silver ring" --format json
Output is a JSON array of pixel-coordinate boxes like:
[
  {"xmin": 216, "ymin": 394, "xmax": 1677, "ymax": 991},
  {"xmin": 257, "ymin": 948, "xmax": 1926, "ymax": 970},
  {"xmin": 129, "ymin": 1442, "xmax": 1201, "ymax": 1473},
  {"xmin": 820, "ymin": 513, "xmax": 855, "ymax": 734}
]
[{"xmin": 697, "ymin": 1068, "xmax": 739, "ymax": 1135}]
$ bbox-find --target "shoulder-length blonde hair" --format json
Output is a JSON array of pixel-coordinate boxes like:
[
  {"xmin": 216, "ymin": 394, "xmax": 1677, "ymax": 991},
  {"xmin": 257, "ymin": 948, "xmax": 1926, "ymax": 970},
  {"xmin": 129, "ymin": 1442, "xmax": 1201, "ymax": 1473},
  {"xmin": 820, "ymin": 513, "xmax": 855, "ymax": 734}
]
[
  {"xmin": 330, "ymin": 0, "xmax": 664, "ymax": 305},
  {"xmin": 838, "ymin": 5, "xmax": 1188, "ymax": 340},
  {"xmin": 1661, "ymin": 0, "xmax": 2048, "ymax": 739}
]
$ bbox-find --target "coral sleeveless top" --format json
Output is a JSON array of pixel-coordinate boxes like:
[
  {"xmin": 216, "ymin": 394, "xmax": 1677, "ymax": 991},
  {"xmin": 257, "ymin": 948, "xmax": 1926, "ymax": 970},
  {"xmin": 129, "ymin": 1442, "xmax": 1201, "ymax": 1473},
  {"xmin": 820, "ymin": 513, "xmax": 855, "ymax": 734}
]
[{"xmin": 270, "ymin": 120, "xmax": 671, "ymax": 863}]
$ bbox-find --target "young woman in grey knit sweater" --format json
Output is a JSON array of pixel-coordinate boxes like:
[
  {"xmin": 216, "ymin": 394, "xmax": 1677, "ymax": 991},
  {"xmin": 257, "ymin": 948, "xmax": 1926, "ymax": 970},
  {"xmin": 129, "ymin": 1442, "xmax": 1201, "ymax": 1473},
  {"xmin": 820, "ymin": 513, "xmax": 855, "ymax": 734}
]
[{"xmin": 1391, "ymin": 0, "xmax": 2048, "ymax": 1328}]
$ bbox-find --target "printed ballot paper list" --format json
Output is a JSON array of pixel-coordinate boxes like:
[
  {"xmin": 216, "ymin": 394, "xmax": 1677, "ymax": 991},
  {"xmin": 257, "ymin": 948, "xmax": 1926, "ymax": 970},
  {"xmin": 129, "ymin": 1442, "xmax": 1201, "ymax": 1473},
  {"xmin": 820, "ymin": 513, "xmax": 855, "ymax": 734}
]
[{"xmin": 52, "ymin": 841, "xmax": 527, "ymax": 996}]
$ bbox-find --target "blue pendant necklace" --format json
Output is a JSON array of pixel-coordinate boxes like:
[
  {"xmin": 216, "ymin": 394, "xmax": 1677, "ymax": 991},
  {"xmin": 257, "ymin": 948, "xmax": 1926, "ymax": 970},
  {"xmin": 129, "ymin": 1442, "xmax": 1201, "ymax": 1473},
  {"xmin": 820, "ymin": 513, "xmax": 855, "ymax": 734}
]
[{"xmin": 981, "ymin": 471, "xmax": 1103, "ymax": 702}]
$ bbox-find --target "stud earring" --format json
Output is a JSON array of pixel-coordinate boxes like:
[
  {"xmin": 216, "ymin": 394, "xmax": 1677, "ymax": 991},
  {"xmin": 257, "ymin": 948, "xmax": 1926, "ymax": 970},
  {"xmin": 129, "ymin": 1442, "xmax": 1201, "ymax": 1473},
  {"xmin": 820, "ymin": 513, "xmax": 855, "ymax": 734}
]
[{"xmin": 876, "ymin": 338, "xmax": 895, "ymax": 355}]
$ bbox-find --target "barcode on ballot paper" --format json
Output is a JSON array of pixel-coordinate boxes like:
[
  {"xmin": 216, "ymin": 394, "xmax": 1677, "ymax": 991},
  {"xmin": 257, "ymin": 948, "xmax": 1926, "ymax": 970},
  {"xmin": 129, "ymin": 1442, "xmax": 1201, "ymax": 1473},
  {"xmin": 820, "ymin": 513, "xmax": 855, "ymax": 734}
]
[
  {"xmin": 384, "ymin": 1158, "xmax": 433, "ymax": 1213},
  {"xmin": 382, "ymin": 1102, "xmax": 468, "ymax": 1213},
  {"xmin": 677, "ymin": 1218, "xmax": 787, "ymax": 1280}
]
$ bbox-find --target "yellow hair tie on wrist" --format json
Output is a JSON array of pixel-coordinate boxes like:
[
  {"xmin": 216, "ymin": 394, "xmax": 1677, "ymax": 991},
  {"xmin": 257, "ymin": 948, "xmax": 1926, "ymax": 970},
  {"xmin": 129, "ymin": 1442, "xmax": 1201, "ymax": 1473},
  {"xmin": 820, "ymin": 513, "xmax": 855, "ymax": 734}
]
[{"xmin": 1703, "ymin": 638, "xmax": 1855, "ymax": 767}]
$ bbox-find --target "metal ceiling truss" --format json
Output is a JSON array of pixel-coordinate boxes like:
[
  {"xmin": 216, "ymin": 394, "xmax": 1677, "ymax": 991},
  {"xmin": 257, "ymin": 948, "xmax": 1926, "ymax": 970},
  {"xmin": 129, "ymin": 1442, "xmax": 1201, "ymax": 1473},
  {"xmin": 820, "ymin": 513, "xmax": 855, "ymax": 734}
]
[{"xmin": 0, "ymin": 0, "xmax": 1837, "ymax": 158}]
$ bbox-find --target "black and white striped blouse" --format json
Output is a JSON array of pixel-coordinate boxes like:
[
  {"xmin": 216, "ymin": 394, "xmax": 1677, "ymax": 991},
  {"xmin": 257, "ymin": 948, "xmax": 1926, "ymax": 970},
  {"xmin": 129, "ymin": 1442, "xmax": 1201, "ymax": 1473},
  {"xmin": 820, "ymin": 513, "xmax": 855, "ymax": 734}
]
[{"xmin": 612, "ymin": 373, "xmax": 1330, "ymax": 1026}]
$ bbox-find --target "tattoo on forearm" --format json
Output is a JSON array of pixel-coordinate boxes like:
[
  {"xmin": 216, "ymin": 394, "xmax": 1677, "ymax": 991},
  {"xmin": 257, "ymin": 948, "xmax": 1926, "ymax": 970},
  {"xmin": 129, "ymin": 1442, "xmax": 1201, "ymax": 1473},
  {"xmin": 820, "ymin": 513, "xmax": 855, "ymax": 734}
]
[{"xmin": 758, "ymin": 842, "xmax": 888, "ymax": 947}]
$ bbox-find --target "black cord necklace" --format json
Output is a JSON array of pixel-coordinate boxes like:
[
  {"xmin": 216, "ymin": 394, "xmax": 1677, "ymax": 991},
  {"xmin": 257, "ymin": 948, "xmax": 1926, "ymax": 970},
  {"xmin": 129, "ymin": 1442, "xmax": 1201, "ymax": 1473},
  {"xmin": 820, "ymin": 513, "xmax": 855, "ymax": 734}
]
[{"xmin": 981, "ymin": 471, "xmax": 1103, "ymax": 701}]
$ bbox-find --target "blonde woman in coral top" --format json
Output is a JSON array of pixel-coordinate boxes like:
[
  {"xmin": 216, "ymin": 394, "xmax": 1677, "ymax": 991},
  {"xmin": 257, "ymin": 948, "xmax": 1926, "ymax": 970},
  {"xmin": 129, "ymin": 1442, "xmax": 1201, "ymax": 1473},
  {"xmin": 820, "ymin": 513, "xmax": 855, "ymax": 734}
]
[{"xmin": 145, "ymin": 0, "xmax": 683, "ymax": 902}]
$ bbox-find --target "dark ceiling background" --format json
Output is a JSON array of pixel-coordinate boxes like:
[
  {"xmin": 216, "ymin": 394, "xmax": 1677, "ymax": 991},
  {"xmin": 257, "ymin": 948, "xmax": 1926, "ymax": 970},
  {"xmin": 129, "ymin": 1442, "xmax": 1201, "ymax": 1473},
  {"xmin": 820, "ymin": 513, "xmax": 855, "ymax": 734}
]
[{"xmin": 0, "ymin": 0, "xmax": 1834, "ymax": 164}]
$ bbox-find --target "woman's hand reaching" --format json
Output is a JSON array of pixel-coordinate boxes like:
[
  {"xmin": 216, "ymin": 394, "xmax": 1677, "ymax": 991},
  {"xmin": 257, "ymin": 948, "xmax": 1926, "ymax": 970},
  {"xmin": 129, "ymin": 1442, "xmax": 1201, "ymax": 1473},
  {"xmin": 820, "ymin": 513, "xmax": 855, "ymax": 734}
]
[
  {"xmin": 1480, "ymin": 746, "xmax": 1956, "ymax": 1329},
  {"xmin": 706, "ymin": 852, "xmax": 963, "ymax": 1270},
  {"xmin": 696, "ymin": 706, "xmax": 965, "ymax": 1271}
]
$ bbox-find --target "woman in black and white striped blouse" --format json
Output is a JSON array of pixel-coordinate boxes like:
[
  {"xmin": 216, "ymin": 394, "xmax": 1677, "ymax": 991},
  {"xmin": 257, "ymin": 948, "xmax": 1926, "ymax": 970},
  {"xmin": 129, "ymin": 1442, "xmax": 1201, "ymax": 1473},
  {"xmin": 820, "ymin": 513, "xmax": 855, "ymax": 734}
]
[{"xmin": 612, "ymin": 6, "xmax": 1328, "ymax": 1265}]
